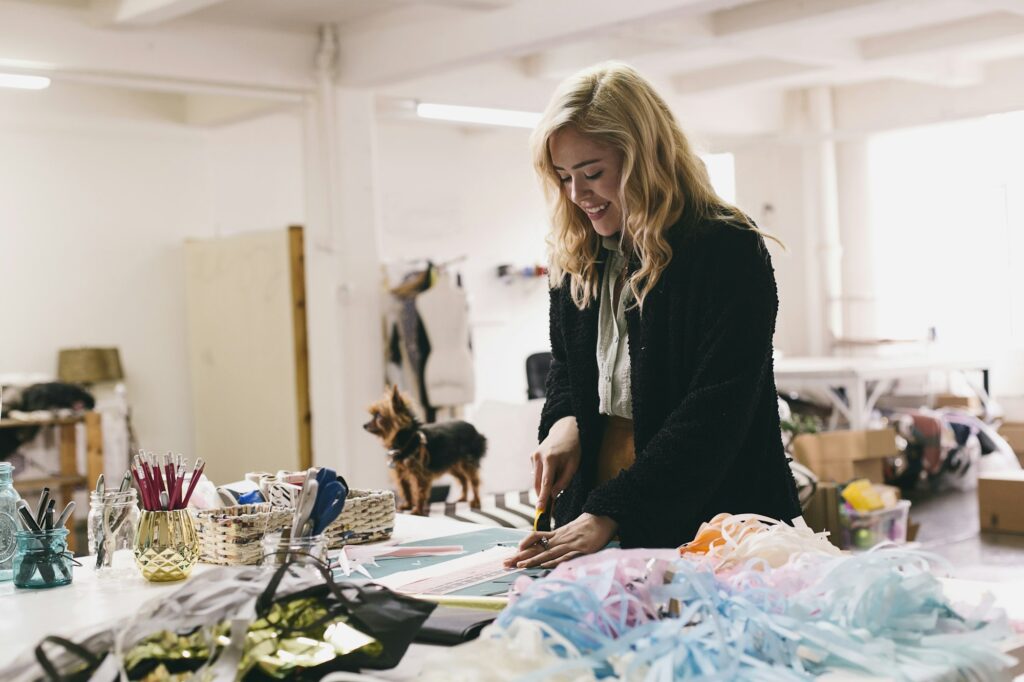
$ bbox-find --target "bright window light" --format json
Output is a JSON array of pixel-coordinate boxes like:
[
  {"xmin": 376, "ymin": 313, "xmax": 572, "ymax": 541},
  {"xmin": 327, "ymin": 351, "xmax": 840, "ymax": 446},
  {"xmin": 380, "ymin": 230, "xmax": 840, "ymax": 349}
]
[
  {"xmin": 868, "ymin": 110, "xmax": 1024, "ymax": 349},
  {"xmin": 701, "ymin": 152, "xmax": 736, "ymax": 204},
  {"xmin": 0, "ymin": 73, "xmax": 50, "ymax": 90},
  {"xmin": 416, "ymin": 102, "xmax": 542, "ymax": 129}
]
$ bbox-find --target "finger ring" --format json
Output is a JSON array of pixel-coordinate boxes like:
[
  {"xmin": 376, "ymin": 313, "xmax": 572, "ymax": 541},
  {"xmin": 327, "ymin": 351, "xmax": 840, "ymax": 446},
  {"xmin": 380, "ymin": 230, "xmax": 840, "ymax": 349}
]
[{"xmin": 539, "ymin": 537, "xmax": 550, "ymax": 550}]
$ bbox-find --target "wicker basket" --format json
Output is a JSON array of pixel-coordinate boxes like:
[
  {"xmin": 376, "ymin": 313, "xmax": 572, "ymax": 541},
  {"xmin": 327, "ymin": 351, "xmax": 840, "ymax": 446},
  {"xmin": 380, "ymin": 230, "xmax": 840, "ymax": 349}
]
[
  {"xmin": 256, "ymin": 472, "xmax": 395, "ymax": 549},
  {"xmin": 192, "ymin": 503, "xmax": 292, "ymax": 565}
]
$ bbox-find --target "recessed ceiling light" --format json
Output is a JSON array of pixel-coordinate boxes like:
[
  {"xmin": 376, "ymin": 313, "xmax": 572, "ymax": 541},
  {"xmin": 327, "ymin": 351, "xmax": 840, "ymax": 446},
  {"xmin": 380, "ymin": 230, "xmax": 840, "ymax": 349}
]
[
  {"xmin": 0, "ymin": 73, "xmax": 51, "ymax": 90},
  {"xmin": 416, "ymin": 102, "xmax": 541, "ymax": 129}
]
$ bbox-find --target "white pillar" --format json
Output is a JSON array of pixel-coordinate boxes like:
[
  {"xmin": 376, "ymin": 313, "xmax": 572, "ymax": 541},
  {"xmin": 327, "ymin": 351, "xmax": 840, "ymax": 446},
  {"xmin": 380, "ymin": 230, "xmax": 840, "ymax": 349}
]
[
  {"xmin": 303, "ymin": 26, "xmax": 387, "ymax": 489},
  {"xmin": 795, "ymin": 87, "xmax": 843, "ymax": 355},
  {"xmin": 835, "ymin": 137, "xmax": 878, "ymax": 353}
]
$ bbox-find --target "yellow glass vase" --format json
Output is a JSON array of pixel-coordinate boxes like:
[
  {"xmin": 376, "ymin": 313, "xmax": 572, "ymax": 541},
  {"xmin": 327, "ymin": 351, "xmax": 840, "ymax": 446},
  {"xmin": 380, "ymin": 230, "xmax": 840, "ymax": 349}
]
[{"xmin": 134, "ymin": 509, "xmax": 199, "ymax": 582}]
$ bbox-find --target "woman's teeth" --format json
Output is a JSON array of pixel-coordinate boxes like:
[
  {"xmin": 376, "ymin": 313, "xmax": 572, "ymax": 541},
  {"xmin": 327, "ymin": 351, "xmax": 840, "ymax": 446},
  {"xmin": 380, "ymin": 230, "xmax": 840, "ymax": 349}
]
[{"xmin": 583, "ymin": 203, "xmax": 609, "ymax": 215}]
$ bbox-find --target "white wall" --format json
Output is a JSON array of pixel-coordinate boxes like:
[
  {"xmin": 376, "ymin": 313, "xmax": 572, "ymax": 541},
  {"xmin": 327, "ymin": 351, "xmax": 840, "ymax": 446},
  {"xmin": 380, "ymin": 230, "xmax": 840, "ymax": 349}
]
[
  {"xmin": 0, "ymin": 82, "xmax": 305, "ymax": 462},
  {"xmin": 732, "ymin": 140, "xmax": 811, "ymax": 358},
  {"xmin": 376, "ymin": 122, "xmax": 551, "ymax": 406}
]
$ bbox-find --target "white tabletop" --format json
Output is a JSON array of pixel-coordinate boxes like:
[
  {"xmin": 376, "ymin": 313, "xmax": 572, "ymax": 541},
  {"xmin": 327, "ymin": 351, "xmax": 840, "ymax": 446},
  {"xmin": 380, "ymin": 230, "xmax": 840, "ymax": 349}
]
[
  {"xmin": 774, "ymin": 354, "xmax": 990, "ymax": 381},
  {"xmin": 0, "ymin": 513, "xmax": 480, "ymax": 673},
  {"xmin": 1, "ymin": 514, "xmax": 1021, "ymax": 680}
]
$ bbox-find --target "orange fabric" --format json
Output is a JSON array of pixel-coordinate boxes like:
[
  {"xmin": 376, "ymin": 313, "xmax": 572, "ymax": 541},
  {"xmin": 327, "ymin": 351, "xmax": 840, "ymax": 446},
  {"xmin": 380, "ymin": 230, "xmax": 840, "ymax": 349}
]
[{"xmin": 596, "ymin": 416, "xmax": 636, "ymax": 486}]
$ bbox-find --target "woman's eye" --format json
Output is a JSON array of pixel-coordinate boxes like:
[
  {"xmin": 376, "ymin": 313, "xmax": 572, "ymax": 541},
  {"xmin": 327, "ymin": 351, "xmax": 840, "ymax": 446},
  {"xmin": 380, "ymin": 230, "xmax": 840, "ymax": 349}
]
[
  {"xmin": 559, "ymin": 176, "xmax": 570, "ymax": 184},
  {"xmin": 584, "ymin": 171, "xmax": 603, "ymax": 180}
]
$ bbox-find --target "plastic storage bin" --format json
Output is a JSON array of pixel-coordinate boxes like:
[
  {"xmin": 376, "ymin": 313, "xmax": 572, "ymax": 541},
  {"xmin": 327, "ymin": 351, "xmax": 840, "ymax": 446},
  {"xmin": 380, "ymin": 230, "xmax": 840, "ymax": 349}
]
[{"xmin": 839, "ymin": 499, "xmax": 911, "ymax": 550}]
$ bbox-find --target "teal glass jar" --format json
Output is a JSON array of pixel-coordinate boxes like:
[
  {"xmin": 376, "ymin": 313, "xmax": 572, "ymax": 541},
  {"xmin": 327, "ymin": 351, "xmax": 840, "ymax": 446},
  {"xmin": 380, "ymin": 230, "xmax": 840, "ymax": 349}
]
[
  {"xmin": 13, "ymin": 528, "xmax": 73, "ymax": 589},
  {"xmin": 0, "ymin": 462, "xmax": 20, "ymax": 583}
]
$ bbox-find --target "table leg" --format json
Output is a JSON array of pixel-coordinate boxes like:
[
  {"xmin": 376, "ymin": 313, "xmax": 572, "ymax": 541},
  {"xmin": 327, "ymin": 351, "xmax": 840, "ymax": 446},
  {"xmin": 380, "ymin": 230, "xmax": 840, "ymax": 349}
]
[
  {"xmin": 59, "ymin": 423, "xmax": 77, "ymax": 554},
  {"xmin": 85, "ymin": 413, "xmax": 103, "ymax": 496},
  {"xmin": 849, "ymin": 380, "xmax": 867, "ymax": 431}
]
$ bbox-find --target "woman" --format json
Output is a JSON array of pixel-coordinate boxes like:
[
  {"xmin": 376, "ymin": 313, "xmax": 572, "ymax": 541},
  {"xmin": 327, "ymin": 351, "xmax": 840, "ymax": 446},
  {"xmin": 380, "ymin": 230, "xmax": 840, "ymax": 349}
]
[{"xmin": 506, "ymin": 62, "xmax": 800, "ymax": 569}]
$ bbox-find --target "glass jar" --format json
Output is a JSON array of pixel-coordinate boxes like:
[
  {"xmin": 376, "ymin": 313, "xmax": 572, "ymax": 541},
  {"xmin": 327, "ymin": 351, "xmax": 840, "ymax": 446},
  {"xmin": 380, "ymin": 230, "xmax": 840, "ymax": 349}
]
[
  {"xmin": 261, "ymin": 530, "xmax": 328, "ymax": 566},
  {"xmin": 134, "ymin": 509, "xmax": 199, "ymax": 582},
  {"xmin": 0, "ymin": 462, "xmax": 20, "ymax": 582},
  {"xmin": 14, "ymin": 528, "xmax": 73, "ymax": 589},
  {"xmin": 88, "ymin": 489, "xmax": 140, "ymax": 576}
]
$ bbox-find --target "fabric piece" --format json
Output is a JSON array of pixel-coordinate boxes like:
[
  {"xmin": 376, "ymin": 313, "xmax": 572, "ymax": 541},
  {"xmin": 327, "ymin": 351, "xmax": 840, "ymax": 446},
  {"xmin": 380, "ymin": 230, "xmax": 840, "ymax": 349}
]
[{"xmin": 596, "ymin": 236, "xmax": 633, "ymax": 419}]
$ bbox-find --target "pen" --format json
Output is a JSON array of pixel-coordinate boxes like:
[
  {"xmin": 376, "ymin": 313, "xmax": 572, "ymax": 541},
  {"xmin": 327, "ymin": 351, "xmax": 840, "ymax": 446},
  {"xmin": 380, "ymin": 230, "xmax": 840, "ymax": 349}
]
[
  {"xmin": 16, "ymin": 500, "xmax": 42, "ymax": 533},
  {"xmin": 36, "ymin": 488, "xmax": 50, "ymax": 526},
  {"xmin": 54, "ymin": 501, "xmax": 76, "ymax": 529},
  {"xmin": 43, "ymin": 499, "xmax": 56, "ymax": 530}
]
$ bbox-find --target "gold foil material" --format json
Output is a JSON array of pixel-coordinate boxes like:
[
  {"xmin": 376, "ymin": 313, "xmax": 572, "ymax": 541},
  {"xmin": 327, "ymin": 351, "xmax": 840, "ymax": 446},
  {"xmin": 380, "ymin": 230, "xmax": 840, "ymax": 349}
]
[
  {"xmin": 123, "ymin": 622, "xmax": 228, "ymax": 679},
  {"xmin": 134, "ymin": 509, "xmax": 200, "ymax": 582},
  {"xmin": 240, "ymin": 596, "xmax": 382, "ymax": 679}
]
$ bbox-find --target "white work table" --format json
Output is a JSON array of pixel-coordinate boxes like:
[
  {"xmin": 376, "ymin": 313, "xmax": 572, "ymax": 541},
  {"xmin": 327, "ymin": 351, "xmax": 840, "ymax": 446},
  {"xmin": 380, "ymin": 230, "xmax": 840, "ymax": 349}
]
[
  {"xmin": 1, "ymin": 513, "xmax": 1021, "ymax": 680},
  {"xmin": 774, "ymin": 354, "xmax": 992, "ymax": 429}
]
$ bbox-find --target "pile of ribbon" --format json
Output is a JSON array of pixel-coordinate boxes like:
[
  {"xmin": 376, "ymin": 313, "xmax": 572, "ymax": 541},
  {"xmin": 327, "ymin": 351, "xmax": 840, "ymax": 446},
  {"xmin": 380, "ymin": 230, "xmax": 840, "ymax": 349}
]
[{"xmin": 422, "ymin": 514, "xmax": 1018, "ymax": 681}]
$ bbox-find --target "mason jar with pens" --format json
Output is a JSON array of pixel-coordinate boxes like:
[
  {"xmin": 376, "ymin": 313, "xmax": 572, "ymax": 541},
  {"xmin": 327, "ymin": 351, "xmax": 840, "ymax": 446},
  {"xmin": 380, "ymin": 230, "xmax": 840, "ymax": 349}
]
[
  {"xmin": 12, "ymin": 488, "xmax": 76, "ymax": 589},
  {"xmin": 131, "ymin": 451, "xmax": 203, "ymax": 582},
  {"xmin": 88, "ymin": 471, "xmax": 140, "ymax": 577}
]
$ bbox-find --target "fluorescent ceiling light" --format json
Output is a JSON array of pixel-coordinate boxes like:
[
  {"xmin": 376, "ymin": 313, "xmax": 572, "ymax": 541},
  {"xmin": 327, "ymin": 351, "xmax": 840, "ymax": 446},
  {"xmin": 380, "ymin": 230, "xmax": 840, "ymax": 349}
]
[
  {"xmin": 416, "ymin": 102, "xmax": 541, "ymax": 129},
  {"xmin": 0, "ymin": 73, "xmax": 51, "ymax": 90}
]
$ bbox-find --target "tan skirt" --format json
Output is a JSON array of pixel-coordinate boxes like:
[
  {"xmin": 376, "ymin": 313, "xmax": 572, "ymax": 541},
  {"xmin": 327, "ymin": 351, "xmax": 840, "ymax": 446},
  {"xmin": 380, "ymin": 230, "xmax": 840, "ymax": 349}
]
[{"xmin": 596, "ymin": 415, "xmax": 636, "ymax": 486}]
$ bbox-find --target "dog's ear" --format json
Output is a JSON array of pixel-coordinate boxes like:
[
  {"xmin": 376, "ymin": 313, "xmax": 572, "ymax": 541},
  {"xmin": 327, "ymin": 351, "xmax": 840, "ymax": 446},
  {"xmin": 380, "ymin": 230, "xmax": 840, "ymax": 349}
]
[{"xmin": 390, "ymin": 384, "xmax": 403, "ymax": 409}]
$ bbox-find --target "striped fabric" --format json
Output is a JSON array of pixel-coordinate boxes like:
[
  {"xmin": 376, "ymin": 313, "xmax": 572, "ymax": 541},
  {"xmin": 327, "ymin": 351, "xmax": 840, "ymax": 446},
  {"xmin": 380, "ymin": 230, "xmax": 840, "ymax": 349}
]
[{"xmin": 426, "ymin": 490, "xmax": 538, "ymax": 529}]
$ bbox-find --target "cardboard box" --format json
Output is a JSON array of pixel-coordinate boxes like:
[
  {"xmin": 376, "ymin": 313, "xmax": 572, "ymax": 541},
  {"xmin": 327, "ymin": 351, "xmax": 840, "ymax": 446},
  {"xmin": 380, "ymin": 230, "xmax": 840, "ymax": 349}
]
[
  {"xmin": 978, "ymin": 471, "xmax": 1024, "ymax": 534},
  {"xmin": 997, "ymin": 421, "xmax": 1024, "ymax": 466},
  {"xmin": 801, "ymin": 482, "xmax": 843, "ymax": 548},
  {"xmin": 791, "ymin": 428, "xmax": 898, "ymax": 484},
  {"xmin": 934, "ymin": 393, "xmax": 981, "ymax": 413}
]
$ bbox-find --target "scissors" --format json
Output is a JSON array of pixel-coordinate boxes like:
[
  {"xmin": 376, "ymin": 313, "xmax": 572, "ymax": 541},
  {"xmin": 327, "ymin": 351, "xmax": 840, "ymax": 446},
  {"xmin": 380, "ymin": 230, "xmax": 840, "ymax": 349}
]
[{"xmin": 311, "ymin": 469, "xmax": 348, "ymax": 535}]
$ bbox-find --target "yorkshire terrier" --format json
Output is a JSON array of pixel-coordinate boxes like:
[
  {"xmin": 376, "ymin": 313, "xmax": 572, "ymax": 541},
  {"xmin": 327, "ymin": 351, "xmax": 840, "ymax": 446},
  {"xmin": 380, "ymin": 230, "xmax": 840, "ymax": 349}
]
[{"xmin": 363, "ymin": 385, "xmax": 486, "ymax": 515}]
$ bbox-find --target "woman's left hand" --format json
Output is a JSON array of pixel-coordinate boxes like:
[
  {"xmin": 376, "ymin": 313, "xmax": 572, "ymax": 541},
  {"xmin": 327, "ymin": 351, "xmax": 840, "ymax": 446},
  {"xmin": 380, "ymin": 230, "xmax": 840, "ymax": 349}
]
[{"xmin": 503, "ymin": 513, "xmax": 618, "ymax": 569}]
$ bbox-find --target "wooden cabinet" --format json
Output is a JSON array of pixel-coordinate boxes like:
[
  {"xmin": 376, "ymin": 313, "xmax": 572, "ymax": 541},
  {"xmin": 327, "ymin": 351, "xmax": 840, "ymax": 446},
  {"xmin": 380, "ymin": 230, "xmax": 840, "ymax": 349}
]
[
  {"xmin": 183, "ymin": 225, "xmax": 311, "ymax": 484},
  {"xmin": 1, "ymin": 412, "xmax": 103, "ymax": 553}
]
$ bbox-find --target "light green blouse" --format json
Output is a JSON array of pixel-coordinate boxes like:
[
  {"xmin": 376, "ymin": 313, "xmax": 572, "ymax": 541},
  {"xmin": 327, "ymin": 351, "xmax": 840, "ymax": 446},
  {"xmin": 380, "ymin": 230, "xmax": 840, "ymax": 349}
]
[{"xmin": 596, "ymin": 236, "xmax": 633, "ymax": 419}]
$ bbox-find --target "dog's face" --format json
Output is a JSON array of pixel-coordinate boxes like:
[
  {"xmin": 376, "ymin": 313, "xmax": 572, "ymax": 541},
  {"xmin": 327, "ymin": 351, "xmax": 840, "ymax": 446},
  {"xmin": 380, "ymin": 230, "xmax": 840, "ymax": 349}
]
[{"xmin": 363, "ymin": 386, "xmax": 416, "ymax": 446}]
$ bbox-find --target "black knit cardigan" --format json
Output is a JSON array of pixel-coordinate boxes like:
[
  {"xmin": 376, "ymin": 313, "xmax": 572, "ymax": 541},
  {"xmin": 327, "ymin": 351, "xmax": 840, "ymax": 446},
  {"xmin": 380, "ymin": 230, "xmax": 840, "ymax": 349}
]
[{"xmin": 539, "ymin": 213, "xmax": 801, "ymax": 548}]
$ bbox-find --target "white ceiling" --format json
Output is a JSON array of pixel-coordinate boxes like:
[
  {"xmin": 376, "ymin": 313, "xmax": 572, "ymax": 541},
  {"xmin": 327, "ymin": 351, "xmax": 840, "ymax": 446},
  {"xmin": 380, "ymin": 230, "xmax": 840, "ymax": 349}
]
[{"xmin": 4, "ymin": 0, "xmax": 1024, "ymax": 135}]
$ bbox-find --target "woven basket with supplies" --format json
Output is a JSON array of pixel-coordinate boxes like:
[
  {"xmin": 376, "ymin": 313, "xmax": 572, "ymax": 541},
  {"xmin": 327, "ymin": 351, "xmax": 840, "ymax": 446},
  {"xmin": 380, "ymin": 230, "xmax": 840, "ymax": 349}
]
[
  {"xmin": 255, "ymin": 471, "xmax": 396, "ymax": 548},
  {"xmin": 193, "ymin": 503, "xmax": 292, "ymax": 565}
]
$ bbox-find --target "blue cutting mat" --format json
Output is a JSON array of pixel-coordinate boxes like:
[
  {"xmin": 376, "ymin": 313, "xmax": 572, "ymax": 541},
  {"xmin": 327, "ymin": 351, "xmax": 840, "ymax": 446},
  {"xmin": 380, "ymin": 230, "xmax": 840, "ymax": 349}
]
[{"xmin": 337, "ymin": 526, "xmax": 544, "ymax": 596}]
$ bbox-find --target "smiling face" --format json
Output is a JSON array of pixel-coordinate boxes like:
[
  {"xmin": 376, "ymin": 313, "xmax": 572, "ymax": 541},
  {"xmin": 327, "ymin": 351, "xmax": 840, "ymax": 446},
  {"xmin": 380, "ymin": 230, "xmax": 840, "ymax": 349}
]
[{"xmin": 548, "ymin": 126, "xmax": 624, "ymax": 238}]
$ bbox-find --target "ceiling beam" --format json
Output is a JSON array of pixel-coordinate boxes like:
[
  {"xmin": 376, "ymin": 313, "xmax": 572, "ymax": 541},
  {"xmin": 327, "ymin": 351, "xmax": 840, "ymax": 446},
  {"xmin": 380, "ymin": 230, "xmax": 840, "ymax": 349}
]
[
  {"xmin": 95, "ymin": 0, "xmax": 227, "ymax": 26},
  {"xmin": 673, "ymin": 59, "xmax": 820, "ymax": 93},
  {"xmin": 968, "ymin": 0, "xmax": 1024, "ymax": 16},
  {"xmin": 0, "ymin": 0, "xmax": 314, "ymax": 97},
  {"xmin": 711, "ymin": 0, "xmax": 904, "ymax": 37},
  {"xmin": 860, "ymin": 12, "xmax": 1024, "ymax": 59},
  {"xmin": 335, "ymin": 0, "xmax": 713, "ymax": 87}
]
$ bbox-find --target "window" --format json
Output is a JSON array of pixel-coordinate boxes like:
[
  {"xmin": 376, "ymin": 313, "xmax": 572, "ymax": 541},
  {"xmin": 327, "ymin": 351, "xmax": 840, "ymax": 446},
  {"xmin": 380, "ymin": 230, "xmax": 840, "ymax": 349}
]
[
  {"xmin": 702, "ymin": 152, "xmax": 736, "ymax": 204},
  {"xmin": 867, "ymin": 111, "xmax": 1024, "ymax": 349}
]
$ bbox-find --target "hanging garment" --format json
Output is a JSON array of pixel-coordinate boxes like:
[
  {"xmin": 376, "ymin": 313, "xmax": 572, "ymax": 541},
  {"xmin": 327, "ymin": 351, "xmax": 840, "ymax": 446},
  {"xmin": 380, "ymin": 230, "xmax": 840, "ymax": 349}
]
[{"xmin": 415, "ymin": 272, "xmax": 475, "ymax": 408}]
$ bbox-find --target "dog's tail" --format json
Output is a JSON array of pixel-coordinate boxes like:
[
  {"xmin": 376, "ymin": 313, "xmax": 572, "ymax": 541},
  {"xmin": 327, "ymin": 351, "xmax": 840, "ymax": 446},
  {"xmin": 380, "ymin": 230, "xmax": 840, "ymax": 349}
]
[{"xmin": 471, "ymin": 430, "xmax": 487, "ymax": 461}]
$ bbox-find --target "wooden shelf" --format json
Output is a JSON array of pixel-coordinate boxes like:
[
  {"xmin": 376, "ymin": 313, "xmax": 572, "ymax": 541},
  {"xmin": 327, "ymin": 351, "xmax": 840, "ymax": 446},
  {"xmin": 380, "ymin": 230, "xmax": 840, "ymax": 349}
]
[
  {"xmin": 3, "ymin": 411, "xmax": 103, "ymax": 553},
  {"xmin": 0, "ymin": 415, "xmax": 86, "ymax": 429},
  {"xmin": 14, "ymin": 474, "xmax": 88, "ymax": 492}
]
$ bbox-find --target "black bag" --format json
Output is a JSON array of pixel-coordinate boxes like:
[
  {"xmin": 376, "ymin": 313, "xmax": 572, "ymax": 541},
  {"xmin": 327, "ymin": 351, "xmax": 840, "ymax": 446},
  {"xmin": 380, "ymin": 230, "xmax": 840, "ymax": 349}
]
[
  {"xmin": 251, "ymin": 558, "xmax": 436, "ymax": 676},
  {"xmin": 413, "ymin": 606, "xmax": 496, "ymax": 646}
]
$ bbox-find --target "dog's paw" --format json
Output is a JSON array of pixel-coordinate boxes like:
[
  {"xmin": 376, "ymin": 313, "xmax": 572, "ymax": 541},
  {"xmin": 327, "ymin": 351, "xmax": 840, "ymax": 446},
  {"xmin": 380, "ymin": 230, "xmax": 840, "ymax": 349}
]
[{"xmin": 469, "ymin": 499, "xmax": 482, "ymax": 510}]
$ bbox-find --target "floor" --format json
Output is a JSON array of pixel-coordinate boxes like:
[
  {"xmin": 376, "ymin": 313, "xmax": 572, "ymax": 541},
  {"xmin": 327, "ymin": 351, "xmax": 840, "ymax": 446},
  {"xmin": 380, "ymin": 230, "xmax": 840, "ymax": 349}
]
[{"xmin": 904, "ymin": 486, "xmax": 1024, "ymax": 582}]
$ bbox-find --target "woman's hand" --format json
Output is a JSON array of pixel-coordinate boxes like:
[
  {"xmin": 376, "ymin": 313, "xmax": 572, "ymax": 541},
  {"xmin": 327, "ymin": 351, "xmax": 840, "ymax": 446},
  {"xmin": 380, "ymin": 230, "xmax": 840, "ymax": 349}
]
[
  {"xmin": 532, "ymin": 416, "xmax": 581, "ymax": 514},
  {"xmin": 503, "ymin": 513, "xmax": 618, "ymax": 569}
]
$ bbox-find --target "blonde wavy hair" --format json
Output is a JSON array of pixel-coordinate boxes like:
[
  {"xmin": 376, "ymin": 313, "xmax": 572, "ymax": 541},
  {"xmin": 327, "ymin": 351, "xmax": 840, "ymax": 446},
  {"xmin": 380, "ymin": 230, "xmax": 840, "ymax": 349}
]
[{"xmin": 532, "ymin": 61, "xmax": 772, "ymax": 310}]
